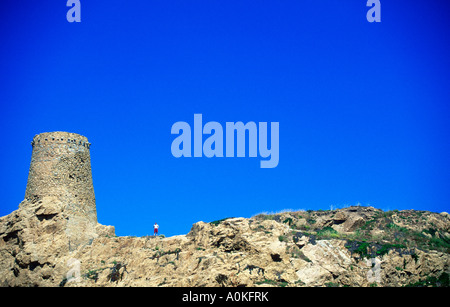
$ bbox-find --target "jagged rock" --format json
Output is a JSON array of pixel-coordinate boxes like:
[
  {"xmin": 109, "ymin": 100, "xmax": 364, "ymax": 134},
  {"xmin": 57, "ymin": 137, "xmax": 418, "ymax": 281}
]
[
  {"xmin": 342, "ymin": 215, "xmax": 366, "ymax": 232},
  {"xmin": 1, "ymin": 203, "xmax": 449, "ymax": 287}
]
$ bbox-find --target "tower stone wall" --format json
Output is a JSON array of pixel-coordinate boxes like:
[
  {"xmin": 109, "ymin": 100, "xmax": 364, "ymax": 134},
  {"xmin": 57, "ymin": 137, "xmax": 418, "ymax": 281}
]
[{"xmin": 24, "ymin": 131, "xmax": 97, "ymax": 248}]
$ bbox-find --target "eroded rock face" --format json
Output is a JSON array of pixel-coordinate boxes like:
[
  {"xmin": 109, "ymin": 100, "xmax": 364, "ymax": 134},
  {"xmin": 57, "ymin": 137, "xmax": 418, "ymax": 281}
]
[{"xmin": 1, "ymin": 204, "xmax": 449, "ymax": 287}]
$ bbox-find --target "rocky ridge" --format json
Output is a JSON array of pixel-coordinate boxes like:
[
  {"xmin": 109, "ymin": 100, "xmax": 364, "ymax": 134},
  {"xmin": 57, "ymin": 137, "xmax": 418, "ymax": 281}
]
[{"xmin": 0, "ymin": 198, "xmax": 449, "ymax": 287}]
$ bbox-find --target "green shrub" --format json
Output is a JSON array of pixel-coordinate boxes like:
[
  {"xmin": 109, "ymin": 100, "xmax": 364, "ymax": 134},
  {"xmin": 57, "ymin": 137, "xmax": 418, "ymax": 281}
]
[
  {"xmin": 283, "ymin": 218, "xmax": 294, "ymax": 226},
  {"xmin": 405, "ymin": 272, "xmax": 449, "ymax": 287},
  {"xmin": 210, "ymin": 217, "xmax": 234, "ymax": 226},
  {"xmin": 316, "ymin": 226, "xmax": 339, "ymax": 238},
  {"xmin": 278, "ymin": 235, "xmax": 288, "ymax": 242}
]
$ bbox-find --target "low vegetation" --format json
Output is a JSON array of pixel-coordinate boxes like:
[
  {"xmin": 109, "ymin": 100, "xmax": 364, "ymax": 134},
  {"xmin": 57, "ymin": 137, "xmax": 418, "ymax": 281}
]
[{"xmin": 252, "ymin": 207, "xmax": 450, "ymax": 256}]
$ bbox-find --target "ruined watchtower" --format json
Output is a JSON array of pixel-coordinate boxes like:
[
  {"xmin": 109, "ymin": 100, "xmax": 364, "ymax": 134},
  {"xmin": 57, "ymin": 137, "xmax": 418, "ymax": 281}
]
[{"xmin": 25, "ymin": 131, "xmax": 97, "ymax": 226}]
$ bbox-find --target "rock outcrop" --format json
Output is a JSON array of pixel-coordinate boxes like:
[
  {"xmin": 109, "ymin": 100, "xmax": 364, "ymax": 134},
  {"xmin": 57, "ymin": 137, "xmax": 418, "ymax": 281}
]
[{"xmin": 0, "ymin": 201, "xmax": 449, "ymax": 287}]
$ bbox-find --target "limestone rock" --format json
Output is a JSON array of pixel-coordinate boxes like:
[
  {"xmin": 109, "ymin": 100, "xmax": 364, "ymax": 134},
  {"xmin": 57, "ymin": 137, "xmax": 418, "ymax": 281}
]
[{"xmin": 1, "ymin": 205, "xmax": 449, "ymax": 287}]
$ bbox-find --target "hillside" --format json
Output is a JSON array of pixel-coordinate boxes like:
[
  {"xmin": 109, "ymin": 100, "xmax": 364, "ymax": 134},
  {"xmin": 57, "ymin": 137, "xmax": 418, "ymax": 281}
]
[{"xmin": 0, "ymin": 199, "xmax": 449, "ymax": 287}]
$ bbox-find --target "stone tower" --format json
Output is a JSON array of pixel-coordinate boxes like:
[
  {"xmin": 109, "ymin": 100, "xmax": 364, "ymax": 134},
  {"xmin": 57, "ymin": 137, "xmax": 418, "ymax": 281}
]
[{"xmin": 25, "ymin": 132, "xmax": 97, "ymax": 248}]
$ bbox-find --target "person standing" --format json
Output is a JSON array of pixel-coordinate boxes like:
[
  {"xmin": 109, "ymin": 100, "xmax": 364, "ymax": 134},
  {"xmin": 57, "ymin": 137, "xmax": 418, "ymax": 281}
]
[{"xmin": 153, "ymin": 223, "xmax": 159, "ymax": 236}]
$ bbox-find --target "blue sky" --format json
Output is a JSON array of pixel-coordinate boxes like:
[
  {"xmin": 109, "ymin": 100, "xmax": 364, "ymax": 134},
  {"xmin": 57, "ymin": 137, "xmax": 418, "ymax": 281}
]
[{"xmin": 1, "ymin": 1, "xmax": 449, "ymax": 237}]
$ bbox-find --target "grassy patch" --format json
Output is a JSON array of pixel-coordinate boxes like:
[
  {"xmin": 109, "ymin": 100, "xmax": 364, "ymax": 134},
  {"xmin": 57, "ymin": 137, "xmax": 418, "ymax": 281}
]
[
  {"xmin": 316, "ymin": 226, "xmax": 340, "ymax": 239},
  {"xmin": 405, "ymin": 272, "xmax": 449, "ymax": 287}
]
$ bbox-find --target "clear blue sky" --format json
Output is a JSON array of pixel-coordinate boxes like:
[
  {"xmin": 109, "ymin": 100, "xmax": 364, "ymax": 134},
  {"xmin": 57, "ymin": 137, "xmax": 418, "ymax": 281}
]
[{"xmin": 1, "ymin": 1, "xmax": 449, "ymax": 237}]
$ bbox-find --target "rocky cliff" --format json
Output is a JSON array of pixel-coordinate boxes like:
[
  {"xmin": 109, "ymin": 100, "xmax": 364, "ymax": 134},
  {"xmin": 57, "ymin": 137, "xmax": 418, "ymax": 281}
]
[{"xmin": 1, "ymin": 198, "xmax": 449, "ymax": 287}]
